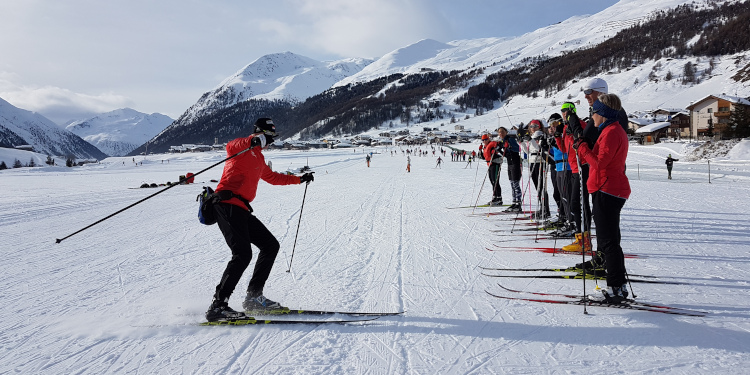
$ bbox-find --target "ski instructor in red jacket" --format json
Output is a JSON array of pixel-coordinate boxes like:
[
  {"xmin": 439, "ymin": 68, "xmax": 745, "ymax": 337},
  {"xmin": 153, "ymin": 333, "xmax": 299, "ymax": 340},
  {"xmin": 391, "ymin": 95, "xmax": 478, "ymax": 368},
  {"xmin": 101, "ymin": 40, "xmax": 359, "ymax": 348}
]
[
  {"xmin": 206, "ymin": 118, "xmax": 315, "ymax": 322},
  {"xmin": 573, "ymin": 94, "xmax": 631, "ymax": 304}
]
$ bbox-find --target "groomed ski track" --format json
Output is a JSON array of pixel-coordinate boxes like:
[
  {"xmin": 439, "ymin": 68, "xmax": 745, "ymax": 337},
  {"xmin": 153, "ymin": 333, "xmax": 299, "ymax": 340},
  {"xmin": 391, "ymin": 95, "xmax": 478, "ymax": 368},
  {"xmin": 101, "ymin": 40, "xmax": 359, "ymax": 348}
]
[{"xmin": 2, "ymin": 143, "xmax": 750, "ymax": 374}]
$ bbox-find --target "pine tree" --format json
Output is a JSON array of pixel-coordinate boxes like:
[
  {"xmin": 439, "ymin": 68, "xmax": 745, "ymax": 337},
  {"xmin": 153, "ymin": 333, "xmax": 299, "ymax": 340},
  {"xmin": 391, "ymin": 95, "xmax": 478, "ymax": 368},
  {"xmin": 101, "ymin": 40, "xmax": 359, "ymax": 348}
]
[
  {"xmin": 29, "ymin": 158, "xmax": 36, "ymax": 167},
  {"xmin": 682, "ymin": 62, "xmax": 695, "ymax": 84},
  {"xmin": 0, "ymin": 161, "xmax": 7, "ymax": 170},
  {"xmin": 729, "ymin": 103, "xmax": 750, "ymax": 139},
  {"xmin": 13, "ymin": 159, "xmax": 22, "ymax": 168}
]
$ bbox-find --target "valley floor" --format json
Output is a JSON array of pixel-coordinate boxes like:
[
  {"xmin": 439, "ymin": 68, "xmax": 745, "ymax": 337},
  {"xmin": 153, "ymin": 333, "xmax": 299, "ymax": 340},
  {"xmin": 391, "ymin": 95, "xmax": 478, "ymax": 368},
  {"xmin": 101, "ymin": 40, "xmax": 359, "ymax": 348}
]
[{"xmin": 2, "ymin": 142, "xmax": 750, "ymax": 374}]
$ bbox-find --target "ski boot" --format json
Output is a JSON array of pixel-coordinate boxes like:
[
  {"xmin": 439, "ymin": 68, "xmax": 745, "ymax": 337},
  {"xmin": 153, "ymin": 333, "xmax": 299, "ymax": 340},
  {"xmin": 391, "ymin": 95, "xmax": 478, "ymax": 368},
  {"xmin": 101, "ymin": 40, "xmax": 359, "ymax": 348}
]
[
  {"xmin": 561, "ymin": 231, "xmax": 592, "ymax": 252},
  {"xmin": 589, "ymin": 285, "xmax": 629, "ymax": 304},
  {"xmin": 243, "ymin": 294, "xmax": 289, "ymax": 315},
  {"xmin": 205, "ymin": 298, "xmax": 246, "ymax": 322},
  {"xmin": 572, "ymin": 251, "xmax": 606, "ymax": 274},
  {"xmin": 531, "ymin": 210, "xmax": 550, "ymax": 220},
  {"xmin": 488, "ymin": 199, "xmax": 503, "ymax": 207},
  {"xmin": 503, "ymin": 202, "xmax": 522, "ymax": 213}
]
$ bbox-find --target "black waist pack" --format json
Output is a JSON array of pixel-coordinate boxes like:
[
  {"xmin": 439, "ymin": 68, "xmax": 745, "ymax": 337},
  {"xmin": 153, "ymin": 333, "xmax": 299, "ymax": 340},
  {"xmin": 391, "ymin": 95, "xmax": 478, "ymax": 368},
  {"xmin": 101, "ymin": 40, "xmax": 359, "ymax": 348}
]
[
  {"xmin": 197, "ymin": 187, "xmax": 252, "ymax": 225},
  {"xmin": 197, "ymin": 186, "xmax": 219, "ymax": 225}
]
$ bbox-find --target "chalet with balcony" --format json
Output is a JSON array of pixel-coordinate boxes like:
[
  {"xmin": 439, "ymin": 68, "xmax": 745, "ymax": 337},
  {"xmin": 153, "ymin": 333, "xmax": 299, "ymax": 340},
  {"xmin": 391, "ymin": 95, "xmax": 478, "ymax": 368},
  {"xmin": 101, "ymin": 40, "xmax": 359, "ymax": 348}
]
[{"xmin": 686, "ymin": 95, "xmax": 750, "ymax": 139}]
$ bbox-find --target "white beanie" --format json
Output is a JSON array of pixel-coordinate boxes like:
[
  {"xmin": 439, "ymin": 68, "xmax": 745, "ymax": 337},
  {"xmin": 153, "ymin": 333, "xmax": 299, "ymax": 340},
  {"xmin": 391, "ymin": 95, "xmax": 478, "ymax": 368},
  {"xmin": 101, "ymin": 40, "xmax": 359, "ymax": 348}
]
[{"xmin": 583, "ymin": 77, "xmax": 608, "ymax": 94}]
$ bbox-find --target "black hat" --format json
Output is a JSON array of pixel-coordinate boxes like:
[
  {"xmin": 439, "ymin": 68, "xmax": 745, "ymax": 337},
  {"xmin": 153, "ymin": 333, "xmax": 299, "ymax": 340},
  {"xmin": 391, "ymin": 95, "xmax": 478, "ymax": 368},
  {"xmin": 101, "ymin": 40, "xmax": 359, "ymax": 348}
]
[
  {"xmin": 548, "ymin": 113, "xmax": 562, "ymax": 122},
  {"xmin": 253, "ymin": 118, "xmax": 277, "ymax": 137}
]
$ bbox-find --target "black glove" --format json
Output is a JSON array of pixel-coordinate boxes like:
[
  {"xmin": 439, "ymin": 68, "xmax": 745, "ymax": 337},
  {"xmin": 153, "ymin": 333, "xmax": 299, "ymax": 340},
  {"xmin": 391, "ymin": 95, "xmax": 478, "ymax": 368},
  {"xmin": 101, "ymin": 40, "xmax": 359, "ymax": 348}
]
[
  {"xmin": 555, "ymin": 123, "xmax": 564, "ymax": 137},
  {"xmin": 572, "ymin": 138, "xmax": 585, "ymax": 150},
  {"xmin": 300, "ymin": 172, "xmax": 314, "ymax": 184}
]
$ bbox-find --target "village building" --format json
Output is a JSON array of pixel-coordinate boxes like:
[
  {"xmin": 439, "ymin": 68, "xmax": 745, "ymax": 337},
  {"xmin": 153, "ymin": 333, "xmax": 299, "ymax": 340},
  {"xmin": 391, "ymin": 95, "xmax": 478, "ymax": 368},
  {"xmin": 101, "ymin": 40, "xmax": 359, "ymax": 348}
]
[{"xmin": 686, "ymin": 95, "xmax": 750, "ymax": 139}]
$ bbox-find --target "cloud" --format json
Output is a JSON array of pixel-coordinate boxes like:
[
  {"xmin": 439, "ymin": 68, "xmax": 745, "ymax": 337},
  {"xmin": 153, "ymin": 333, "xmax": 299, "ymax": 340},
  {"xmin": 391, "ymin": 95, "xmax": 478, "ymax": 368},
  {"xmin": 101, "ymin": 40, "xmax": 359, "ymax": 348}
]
[
  {"xmin": 0, "ymin": 78, "xmax": 133, "ymax": 124},
  {"xmin": 251, "ymin": 0, "xmax": 448, "ymax": 59}
]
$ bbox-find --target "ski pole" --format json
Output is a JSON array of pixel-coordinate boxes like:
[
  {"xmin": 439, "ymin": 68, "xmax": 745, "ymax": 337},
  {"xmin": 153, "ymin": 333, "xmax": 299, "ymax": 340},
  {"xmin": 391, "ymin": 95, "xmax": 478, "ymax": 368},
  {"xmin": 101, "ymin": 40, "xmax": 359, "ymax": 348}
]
[
  {"xmin": 55, "ymin": 145, "xmax": 255, "ymax": 244},
  {"xmin": 575, "ymin": 148, "xmax": 591, "ymax": 315},
  {"xmin": 472, "ymin": 168, "xmax": 489, "ymax": 215},
  {"xmin": 286, "ymin": 180, "xmax": 310, "ymax": 273}
]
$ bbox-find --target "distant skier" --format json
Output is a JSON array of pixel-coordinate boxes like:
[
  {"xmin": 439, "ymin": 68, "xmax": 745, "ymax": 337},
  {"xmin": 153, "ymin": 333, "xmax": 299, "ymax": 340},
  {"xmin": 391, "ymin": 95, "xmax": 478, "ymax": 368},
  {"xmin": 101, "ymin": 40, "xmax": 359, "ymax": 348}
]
[
  {"xmin": 205, "ymin": 118, "xmax": 315, "ymax": 322},
  {"xmin": 436, "ymin": 157, "xmax": 442, "ymax": 168},
  {"xmin": 665, "ymin": 154, "xmax": 678, "ymax": 179},
  {"xmin": 406, "ymin": 155, "xmax": 411, "ymax": 173},
  {"xmin": 366, "ymin": 154, "xmax": 371, "ymax": 168}
]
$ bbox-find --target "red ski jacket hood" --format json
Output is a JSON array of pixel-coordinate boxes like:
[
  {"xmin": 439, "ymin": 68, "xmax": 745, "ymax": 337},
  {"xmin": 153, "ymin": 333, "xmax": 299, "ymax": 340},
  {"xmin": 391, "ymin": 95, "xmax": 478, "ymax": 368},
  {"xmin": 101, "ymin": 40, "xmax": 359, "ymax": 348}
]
[
  {"xmin": 215, "ymin": 135, "xmax": 301, "ymax": 209},
  {"xmin": 578, "ymin": 121, "xmax": 630, "ymax": 199}
]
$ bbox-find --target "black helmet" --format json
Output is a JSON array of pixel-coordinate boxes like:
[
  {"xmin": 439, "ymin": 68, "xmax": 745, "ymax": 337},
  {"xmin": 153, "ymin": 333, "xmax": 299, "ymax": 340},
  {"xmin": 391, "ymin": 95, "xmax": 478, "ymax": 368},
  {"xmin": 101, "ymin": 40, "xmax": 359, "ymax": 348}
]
[
  {"xmin": 548, "ymin": 113, "xmax": 562, "ymax": 122},
  {"xmin": 253, "ymin": 118, "xmax": 277, "ymax": 137}
]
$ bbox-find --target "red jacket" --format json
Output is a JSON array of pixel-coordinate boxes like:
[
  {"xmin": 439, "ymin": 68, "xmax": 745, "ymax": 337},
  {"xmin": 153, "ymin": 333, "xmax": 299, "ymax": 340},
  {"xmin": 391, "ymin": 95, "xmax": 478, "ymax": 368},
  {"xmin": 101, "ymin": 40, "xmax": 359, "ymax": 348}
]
[
  {"xmin": 483, "ymin": 141, "xmax": 502, "ymax": 165},
  {"xmin": 578, "ymin": 121, "xmax": 630, "ymax": 199},
  {"xmin": 555, "ymin": 119, "xmax": 587, "ymax": 173},
  {"xmin": 216, "ymin": 135, "xmax": 301, "ymax": 210}
]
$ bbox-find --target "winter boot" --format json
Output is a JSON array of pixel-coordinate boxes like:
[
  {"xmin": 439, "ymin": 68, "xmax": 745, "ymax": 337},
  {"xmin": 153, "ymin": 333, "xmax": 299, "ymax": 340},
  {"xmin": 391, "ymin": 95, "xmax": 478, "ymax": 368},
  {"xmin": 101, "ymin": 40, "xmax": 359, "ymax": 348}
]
[
  {"xmin": 243, "ymin": 294, "xmax": 288, "ymax": 314},
  {"xmin": 205, "ymin": 298, "xmax": 246, "ymax": 322}
]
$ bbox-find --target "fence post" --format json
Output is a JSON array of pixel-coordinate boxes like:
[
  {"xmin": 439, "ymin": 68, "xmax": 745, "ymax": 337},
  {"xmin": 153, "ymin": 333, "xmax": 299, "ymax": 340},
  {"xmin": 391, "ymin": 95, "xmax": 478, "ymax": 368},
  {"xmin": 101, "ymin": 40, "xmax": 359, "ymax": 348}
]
[{"xmin": 708, "ymin": 160, "xmax": 711, "ymax": 184}]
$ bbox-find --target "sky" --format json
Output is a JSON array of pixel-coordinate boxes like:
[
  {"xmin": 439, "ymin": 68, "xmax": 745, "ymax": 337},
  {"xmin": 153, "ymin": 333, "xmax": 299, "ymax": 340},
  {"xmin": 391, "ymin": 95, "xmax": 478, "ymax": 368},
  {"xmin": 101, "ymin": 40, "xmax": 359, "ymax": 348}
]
[{"xmin": 0, "ymin": 0, "xmax": 618, "ymax": 125}]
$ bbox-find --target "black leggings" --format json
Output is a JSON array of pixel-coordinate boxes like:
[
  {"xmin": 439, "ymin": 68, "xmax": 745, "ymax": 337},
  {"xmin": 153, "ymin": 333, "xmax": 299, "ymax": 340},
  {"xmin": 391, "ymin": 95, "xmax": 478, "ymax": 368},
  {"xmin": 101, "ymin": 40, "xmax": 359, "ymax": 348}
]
[{"xmin": 212, "ymin": 203, "xmax": 280, "ymax": 301}]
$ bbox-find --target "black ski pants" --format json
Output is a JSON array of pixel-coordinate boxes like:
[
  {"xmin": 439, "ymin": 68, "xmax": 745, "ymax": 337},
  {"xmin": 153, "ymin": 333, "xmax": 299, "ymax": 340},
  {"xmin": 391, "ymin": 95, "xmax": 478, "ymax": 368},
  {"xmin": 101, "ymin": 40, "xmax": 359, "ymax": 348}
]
[
  {"xmin": 488, "ymin": 163, "xmax": 503, "ymax": 201},
  {"xmin": 569, "ymin": 164, "xmax": 592, "ymax": 233},
  {"xmin": 212, "ymin": 203, "xmax": 280, "ymax": 301},
  {"xmin": 556, "ymin": 169, "xmax": 571, "ymax": 222},
  {"xmin": 530, "ymin": 162, "xmax": 550, "ymax": 214},
  {"xmin": 591, "ymin": 191, "xmax": 627, "ymax": 287},
  {"xmin": 549, "ymin": 167, "xmax": 562, "ymax": 217}
]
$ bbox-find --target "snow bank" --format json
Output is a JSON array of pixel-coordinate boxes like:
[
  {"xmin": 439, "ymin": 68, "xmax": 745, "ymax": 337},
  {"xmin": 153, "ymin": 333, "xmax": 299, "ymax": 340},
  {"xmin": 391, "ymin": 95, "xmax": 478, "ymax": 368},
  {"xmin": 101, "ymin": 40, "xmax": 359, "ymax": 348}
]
[
  {"xmin": 727, "ymin": 139, "xmax": 750, "ymax": 160},
  {"xmin": 683, "ymin": 140, "xmax": 740, "ymax": 161}
]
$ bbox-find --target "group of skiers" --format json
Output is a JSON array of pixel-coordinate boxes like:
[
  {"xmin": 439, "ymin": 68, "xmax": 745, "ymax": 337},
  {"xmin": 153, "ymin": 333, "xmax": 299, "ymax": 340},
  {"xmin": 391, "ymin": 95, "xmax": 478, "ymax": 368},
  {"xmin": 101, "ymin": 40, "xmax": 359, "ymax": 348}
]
[
  {"xmin": 479, "ymin": 78, "xmax": 633, "ymax": 304},
  {"xmin": 200, "ymin": 78, "xmax": 642, "ymax": 323}
]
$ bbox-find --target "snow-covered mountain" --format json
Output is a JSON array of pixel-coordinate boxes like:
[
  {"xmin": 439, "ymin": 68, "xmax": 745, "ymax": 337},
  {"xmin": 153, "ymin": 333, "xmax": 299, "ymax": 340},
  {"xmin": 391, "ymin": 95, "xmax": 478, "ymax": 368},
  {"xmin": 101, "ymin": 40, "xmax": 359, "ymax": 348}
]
[
  {"xmin": 65, "ymin": 109, "xmax": 173, "ymax": 156},
  {"xmin": 334, "ymin": 0, "xmax": 694, "ymax": 88},
  {"xmin": 0, "ymin": 97, "xmax": 107, "ymax": 160},
  {"xmin": 173, "ymin": 52, "xmax": 373, "ymax": 127},
  {"xmin": 149, "ymin": 0, "xmax": 750, "ymax": 147}
]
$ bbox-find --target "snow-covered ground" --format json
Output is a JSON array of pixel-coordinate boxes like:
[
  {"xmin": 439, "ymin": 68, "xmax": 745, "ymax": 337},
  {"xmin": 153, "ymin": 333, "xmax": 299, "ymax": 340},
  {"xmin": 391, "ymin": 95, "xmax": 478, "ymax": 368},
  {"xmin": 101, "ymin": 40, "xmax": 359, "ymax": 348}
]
[{"xmin": 2, "ymin": 142, "xmax": 750, "ymax": 374}]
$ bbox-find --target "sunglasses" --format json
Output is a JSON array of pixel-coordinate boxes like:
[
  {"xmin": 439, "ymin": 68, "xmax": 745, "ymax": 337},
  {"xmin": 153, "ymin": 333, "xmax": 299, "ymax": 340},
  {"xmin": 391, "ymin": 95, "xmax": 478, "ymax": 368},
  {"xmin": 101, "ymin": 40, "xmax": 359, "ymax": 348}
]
[{"xmin": 584, "ymin": 89, "xmax": 595, "ymax": 95}]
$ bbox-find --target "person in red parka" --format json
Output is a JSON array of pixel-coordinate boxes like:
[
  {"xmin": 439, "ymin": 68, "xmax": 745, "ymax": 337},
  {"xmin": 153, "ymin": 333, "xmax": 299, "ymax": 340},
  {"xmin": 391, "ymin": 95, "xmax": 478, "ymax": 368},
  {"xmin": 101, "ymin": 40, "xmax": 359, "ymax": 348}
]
[
  {"xmin": 573, "ymin": 94, "xmax": 631, "ymax": 304},
  {"xmin": 205, "ymin": 118, "xmax": 315, "ymax": 322}
]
